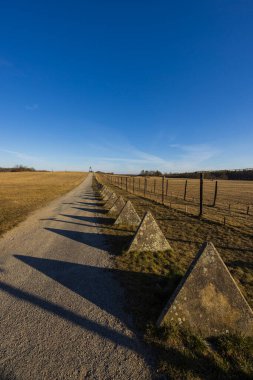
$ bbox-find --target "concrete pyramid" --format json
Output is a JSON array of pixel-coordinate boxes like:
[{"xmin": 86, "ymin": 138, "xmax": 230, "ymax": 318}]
[
  {"xmin": 101, "ymin": 186, "xmax": 108, "ymax": 197},
  {"xmin": 114, "ymin": 200, "xmax": 141, "ymax": 227},
  {"xmin": 102, "ymin": 188, "xmax": 111, "ymax": 201},
  {"xmin": 108, "ymin": 196, "xmax": 126, "ymax": 216},
  {"xmin": 101, "ymin": 185, "xmax": 108, "ymax": 194},
  {"xmin": 127, "ymin": 211, "xmax": 171, "ymax": 253},
  {"xmin": 157, "ymin": 242, "xmax": 253, "ymax": 337},
  {"xmin": 104, "ymin": 192, "xmax": 117, "ymax": 209},
  {"xmin": 99, "ymin": 186, "xmax": 105, "ymax": 196}
]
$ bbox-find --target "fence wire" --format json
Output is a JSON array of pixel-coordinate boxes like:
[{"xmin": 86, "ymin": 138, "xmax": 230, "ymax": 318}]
[{"xmin": 101, "ymin": 174, "xmax": 253, "ymax": 234}]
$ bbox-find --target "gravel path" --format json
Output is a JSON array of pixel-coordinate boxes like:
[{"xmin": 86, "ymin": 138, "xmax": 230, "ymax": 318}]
[{"xmin": 0, "ymin": 174, "xmax": 153, "ymax": 380}]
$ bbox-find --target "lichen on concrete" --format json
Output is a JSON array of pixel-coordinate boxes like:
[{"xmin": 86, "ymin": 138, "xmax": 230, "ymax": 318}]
[
  {"xmin": 114, "ymin": 200, "xmax": 141, "ymax": 228},
  {"xmin": 127, "ymin": 211, "xmax": 171, "ymax": 253},
  {"xmin": 157, "ymin": 242, "xmax": 253, "ymax": 337},
  {"xmin": 104, "ymin": 192, "xmax": 118, "ymax": 209},
  {"xmin": 101, "ymin": 187, "xmax": 111, "ymax": 200},
  {"xmin": 108, "ymin": 196, "xmax": 126, "ymax": 217}
]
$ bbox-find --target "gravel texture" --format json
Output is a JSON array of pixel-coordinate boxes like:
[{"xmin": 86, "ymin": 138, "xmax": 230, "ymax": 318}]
[{"xmin": 0, "ymin": 174, "xmax": 153, "ymax": 380}]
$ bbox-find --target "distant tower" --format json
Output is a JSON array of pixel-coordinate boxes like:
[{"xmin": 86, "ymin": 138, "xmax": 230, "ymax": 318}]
[{"xmin": 89, "ymin": 166, "xmax": 93, "ymax": 172}]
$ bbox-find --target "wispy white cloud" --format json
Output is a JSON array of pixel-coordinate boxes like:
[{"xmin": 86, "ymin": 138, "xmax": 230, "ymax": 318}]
[
  {"xmin": 0, "ymin": 142, "xmax": 220, "ymax": 173},
  {"xmin": 168, "ymin": 143, "xmax": 220, "ymax": 168},
  {"xmin": 169, "ymin": 143, "xmax": 217, "ymax": 154},
  {"xmin": 25, "ymin": 104, "xmax": 39, "ymax": 111},
  {"xmin": 79, "ymin": 142, "xmax": 220, "ymax": 173},
  {"xmin": 0, "ymin": 149, "xmax": 41, "ymax": 162}
]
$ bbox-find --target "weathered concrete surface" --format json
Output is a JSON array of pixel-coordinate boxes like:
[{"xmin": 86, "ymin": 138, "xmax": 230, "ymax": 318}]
[
  {"xmin": 100, "ymin": 187, "xmax": 110, "ymax": 200},
  {"xmin": 103, "ymin": 192, "xmax": 111, "ymax": 202},
  {"xmin": 0, "ymin": 174, "xmax": 153, "ymax": 380},
  {"xmin": 104, "ymin": 192, "xmax": 117, "ymax": 209},
  {"xmin": 108, "ymin": 196, "xmax": 126, "ymax": 217},
  {"xmin": 101, "ymin": 186, "xmax": 108, "ymax": 195},
  {"xmin": 128, "ymin": 211, "xmax": 171, "ymax": 253},
  {"xmin": 114, "ymin": 201, "xmax": 141, "ymax": 228},
  {"xmin": 157, "ymin": 242, "xmax": 253, "ymax": 337}
]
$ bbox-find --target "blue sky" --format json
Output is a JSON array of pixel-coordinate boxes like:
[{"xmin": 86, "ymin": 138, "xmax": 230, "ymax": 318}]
[{"xmin": 0, "ymin": 1, "xmax": 252, "ymax": 173}]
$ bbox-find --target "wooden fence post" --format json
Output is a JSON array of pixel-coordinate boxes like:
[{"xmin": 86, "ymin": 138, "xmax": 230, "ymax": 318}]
[
  {"xmin": 184, "ymin": 180, "xmax": 188, "ymax": 200},
  {"xmin": 162, "ymin": 176, "xmax": 165, "ymax": 204},
  {"xmin": 199, "ymin": 173, "xmax": 204, "ymax": 217},
  {"xmin": 139, "ymin": 177, "xmax": 141, "ymax": 191},
  {"xmin": 144, "ymin": 177, "xmax": 147, "ymax": 197},
  {"xmin": 133, "ymin": 177, "xmax": 135, "ymax": 193},
  {"xmin": 121, "ymin": 176, "xmax": 123, "ymax": 189},
  {"xmin": 126, "ymin": 177, "xmax": 128, "ymax": 191},
  {"xmin": 212, "ymin": 181, "xmax": 218, "ymax": 207},
  {"xmin": 166, "ymin": 179, "xmax": 168, "ymax": 196}
]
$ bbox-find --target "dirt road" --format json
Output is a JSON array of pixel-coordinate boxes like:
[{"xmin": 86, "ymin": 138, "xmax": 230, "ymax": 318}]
[{"xmin": 0, "ymin": 174, "xmax": 153, "ymax": 380}]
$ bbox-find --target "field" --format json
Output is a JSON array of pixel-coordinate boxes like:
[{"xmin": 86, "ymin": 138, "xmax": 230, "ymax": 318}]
[
  {"xmin": 0, "ymin": 171, "xmax": 87, "ymax": 237},
  {"xmin": 96, "ymin": 174, "xmax": 253, "ymax": 379},
  {"xmin": 110, "ymin": 175, "xmax": 253, "ymax": 234}
]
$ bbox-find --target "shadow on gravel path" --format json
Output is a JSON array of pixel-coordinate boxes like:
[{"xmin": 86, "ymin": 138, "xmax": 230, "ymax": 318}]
[
  {"xmin": 0, "ymin": 279, "xmax": 139, "ymax": 353},
  {"xmin": 14, "ymin": 256, "xmax": 162, "ymax": 325},
  {"xmin": 44, "ymin": 228, "xmax": 130, "ymax": 254}
]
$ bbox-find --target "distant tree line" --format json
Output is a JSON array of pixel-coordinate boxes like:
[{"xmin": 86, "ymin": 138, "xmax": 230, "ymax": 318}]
[
  {"xmin": 96, "ymin": 171, "xmax": 114, "ymax": 174},
  {"xmin": 139, "ymin": 170, "xmax": 163, "ymax": 177},
  {"xmin": 139, "ymin": 169, "xmax": 253, "ymax": 180},
  {"xmin": 0, "ymin": 165, "xmax": 36, "ymax": 172}
]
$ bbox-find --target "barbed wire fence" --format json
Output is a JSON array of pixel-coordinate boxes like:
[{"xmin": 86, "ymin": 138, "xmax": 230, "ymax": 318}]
[{"xmin": 98, "ymin": 173, "xmax": 253, "ymax": 234}]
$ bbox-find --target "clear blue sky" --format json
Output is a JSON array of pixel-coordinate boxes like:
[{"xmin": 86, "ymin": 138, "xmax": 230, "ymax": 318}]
[{"xmin": 0, "ymin": 1, "xmax": 252, "ymax": 173}]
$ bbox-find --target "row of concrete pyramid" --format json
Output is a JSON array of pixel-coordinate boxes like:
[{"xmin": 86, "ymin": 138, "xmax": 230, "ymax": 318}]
[
  {"xmin": 98, "ymin": 182, "xmax": 253, "ymax": 338},
  {"xmin": 101, "ymin": 185, "xmax": 171, "ymax": 252}
]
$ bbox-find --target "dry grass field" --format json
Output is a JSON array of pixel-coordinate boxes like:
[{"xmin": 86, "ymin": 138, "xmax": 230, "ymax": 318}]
[
  {"xmin": 111, "ymin": 176, "xmax": 253, "ymax": 234},
  {"xmin": 0, "ymin": 171, "xmax": 87, "ymax": 237},
  {"xmin": 95, "ymin": 174, "xmax": 253, "ymax": 379}
]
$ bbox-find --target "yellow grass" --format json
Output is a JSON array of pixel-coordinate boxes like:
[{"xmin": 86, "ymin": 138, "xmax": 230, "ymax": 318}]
[{"xmin": 0, "ymin": 171, "xmax": 87, "ymax": 236}]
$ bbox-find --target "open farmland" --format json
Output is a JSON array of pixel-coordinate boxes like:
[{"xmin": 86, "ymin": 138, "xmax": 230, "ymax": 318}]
[
  {"xmin": 96, "ymin": 174, "xmax": 253, "ymax": 378},
  {"xmin": 97, "ymin": 172, "xmax": 253, "ymax": 309},
  {"xmin": 0, "ymin": 171, "xmax": 87, "ymax": 237},
  {"xmin": 109, "ymin": 175, "xmax": 253, "ymax": 234}
]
